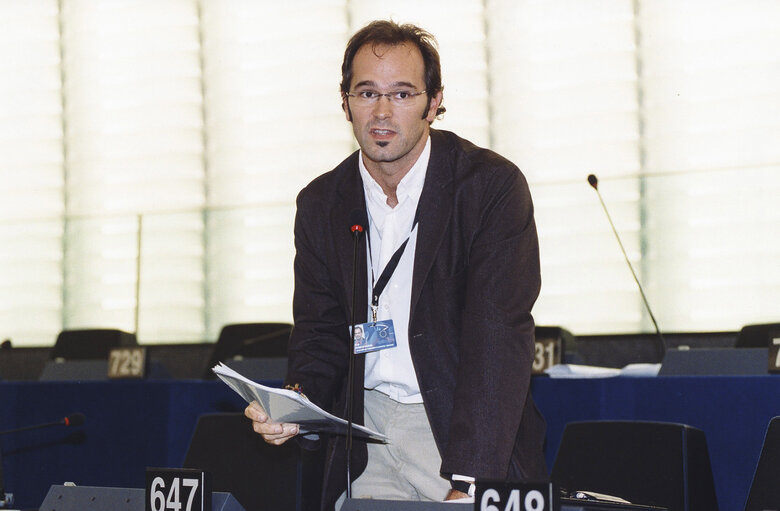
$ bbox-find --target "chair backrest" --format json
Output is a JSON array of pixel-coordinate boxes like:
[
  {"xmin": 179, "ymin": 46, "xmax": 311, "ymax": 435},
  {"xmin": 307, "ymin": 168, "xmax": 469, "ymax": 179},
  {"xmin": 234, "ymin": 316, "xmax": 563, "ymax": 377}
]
[
  {"xmin": 50, "ymin": 329, "xmax": 137, "ymax": 360},
  {"xmin": 734, "ymin": 323, "xmax": 780, "ymax": 348},
  {"xmin": 744, "ymin": 416, "xmax": 780, "ymax": 511},
  {"xmin": 551, "ymin": 421, "xmax": 719, "ymax": 511},
  {"xmin": 203, "ymin": 323, "xmax": 292, "ymax": 378},
  {"xmin": 183, "ymin": 413, "xmax": 323, "ymax": 511}
]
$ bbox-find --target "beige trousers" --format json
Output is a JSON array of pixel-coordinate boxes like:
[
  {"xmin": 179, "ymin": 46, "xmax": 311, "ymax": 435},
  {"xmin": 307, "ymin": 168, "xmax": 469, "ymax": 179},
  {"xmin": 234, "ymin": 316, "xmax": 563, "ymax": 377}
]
[{"xmin": 336, "ymin": 389, "xmax": 451, "ymax": 508}]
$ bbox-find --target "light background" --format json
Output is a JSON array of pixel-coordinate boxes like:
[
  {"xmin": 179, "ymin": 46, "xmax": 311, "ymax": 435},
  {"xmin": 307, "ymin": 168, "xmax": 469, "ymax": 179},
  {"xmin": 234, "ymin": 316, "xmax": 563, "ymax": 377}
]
[{"xmin": 1, "ymin": 0, "xmax": 778, "ymax": 345}]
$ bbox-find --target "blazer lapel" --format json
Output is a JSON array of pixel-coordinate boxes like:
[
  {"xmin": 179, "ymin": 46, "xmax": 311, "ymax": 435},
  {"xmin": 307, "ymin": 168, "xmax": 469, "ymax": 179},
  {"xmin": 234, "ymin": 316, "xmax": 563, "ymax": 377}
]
[
  {"xmin": 410, "ymin": 130, "xmax": 455, "ymax": 317},
  {"xmin": 332, "ymin": 152, "xmax": 370, "ymax": 322}
]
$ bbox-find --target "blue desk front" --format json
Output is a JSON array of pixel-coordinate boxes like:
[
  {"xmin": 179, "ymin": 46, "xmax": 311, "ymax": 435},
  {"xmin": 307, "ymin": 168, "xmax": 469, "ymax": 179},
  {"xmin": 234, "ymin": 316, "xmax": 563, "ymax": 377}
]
[
  {"xmin": 0, "ymin": 380, "xmax": 246, "ymax": 509},
  {"xmin": 1, "ymin": 376, "xmax": 776, "ymax": 510}
]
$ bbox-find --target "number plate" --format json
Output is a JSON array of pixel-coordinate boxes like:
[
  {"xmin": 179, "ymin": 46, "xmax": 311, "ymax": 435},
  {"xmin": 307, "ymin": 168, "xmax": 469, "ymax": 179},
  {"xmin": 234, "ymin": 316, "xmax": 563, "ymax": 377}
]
[
  {"xmin": 769, "ymin": 337, "xmax": 780, "ymax": 373},
  {"xmin": 108, "ymin": 347, "xmax": 147, "ymax": 379},
  {"xmin": 475, "ymin": 481, "xmax": 558, "ymax": 511},
  {"xmin": 532, "ymin": 338, "xmax": 561, "ymax": 375},
  {"xmin": 146, "ymin": 468, "xmax": 211, "ymax": 511}
]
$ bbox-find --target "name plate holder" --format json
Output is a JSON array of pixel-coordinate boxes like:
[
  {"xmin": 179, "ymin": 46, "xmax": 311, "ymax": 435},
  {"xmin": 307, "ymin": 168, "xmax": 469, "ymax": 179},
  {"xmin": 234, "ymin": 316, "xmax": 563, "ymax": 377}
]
[
  {"xmin": 533, "ymin": 326, "xmax": 576, "ymax": 375},
  {"xmin": 476, "ymin": 481, "xmax": 558, "ymax": 511},
  {"xmin": 769, "ymin": 336, "xmax": 780, "ymax": 374},
  {"xmin": 532, "ymin": 338, "xmax": 561, "ymax": 374},
  {"xmin": 109, "ymin": 347, "xmax": 148, "ymax": 379},
  {"xmin": 146, "ymin": 468, "xmax": 210, "ymax": 511},
  {"xmin": 342, "ymin": 483, "xmax": 558, "ymax": 511}
]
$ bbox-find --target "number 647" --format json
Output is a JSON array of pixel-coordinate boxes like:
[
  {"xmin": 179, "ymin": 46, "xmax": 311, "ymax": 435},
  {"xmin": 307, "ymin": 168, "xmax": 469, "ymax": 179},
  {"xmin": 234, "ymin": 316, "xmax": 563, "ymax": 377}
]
[{"xmin": 150, "ymin": 477, "xmax": 200, "ymax": 511}]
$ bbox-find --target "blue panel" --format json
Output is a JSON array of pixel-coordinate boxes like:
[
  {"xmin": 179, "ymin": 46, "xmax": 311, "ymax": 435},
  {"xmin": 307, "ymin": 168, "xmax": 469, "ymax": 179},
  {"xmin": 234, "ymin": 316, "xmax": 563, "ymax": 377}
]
[
  {"xmin": 2, "ymin": 376, "xmax": 775, "ymax": 510},
  {"xmin": 532, "ymin": 375, "xmax": 774, "ymax": 511},
  {"xmin": 0, "ymin": 381, "xmax": 243, "ymax": 509}
]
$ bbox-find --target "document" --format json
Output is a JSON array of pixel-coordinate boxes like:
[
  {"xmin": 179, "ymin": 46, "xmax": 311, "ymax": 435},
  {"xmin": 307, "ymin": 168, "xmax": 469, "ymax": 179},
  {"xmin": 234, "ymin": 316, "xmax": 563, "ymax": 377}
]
[
  {"xmin": 544, "ymin": 363, "xmax": 661, "ymax": 379},
  {"xmin": 212, "ymin": 362, "xmax": 387, "ymax": 442}
]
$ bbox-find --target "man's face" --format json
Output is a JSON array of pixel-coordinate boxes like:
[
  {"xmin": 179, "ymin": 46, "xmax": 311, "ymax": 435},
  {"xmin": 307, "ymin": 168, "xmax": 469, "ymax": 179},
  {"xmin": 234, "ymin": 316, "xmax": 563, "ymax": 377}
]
[{"xmin": 343, "ymin": 42, "xmax": 442, "ymax": 179}]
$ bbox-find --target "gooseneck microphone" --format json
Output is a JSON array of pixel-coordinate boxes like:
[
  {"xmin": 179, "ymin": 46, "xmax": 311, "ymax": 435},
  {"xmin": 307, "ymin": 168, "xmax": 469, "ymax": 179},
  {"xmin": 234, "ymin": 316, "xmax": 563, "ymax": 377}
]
[
  {"xmin": 0, "ymin": 412, "xmax": 86, "ymax": 436},
  {"xmin": 346, "ymin": 208, "xmax": 367, "ymax": 499},
  {"xmin": 587, "ymin": 174, "xmax": 666, "ymax": 360},
  {"xmin": 0, "ymin": 412, "xmax": 86, "ymax": 507}
]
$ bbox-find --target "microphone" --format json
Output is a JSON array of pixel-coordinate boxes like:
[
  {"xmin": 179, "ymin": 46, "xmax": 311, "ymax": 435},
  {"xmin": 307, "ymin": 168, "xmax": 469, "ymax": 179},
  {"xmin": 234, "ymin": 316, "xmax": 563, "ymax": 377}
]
[
  {"xmin": 587, "ymin": 174, "xmax": 666, "ymax": 361},
  {"xmin": 0, "ymin": 413, "xmax": 85, "ymax": 507},
  {"xmin": 63, "ymin": 412, "xmax": 86, "ymax": 428},
  {"xmin": 346, "ymin": 208, "xmax": 367, "ymax": 499},
  {"xmin": 0, "ymin": 412, "xmax": 86, "ymax": 436},
  {"xmin": 349, "ymin": 210, "xmax": 366, "ymax": 238}
]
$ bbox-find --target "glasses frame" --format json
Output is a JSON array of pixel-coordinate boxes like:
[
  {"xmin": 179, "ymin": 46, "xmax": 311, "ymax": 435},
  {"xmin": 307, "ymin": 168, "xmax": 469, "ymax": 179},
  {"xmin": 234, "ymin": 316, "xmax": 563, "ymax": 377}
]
[{"xmin": 345, "ymin": 89, "xmax": 428, "ymax": 107}]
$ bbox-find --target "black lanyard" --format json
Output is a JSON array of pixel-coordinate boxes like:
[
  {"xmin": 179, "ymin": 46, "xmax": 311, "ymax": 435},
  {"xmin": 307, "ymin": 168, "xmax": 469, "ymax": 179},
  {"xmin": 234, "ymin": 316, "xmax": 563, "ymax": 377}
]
[{"xmin": 366, "ymin": 209, "xmax": 420, "ymax": 322}]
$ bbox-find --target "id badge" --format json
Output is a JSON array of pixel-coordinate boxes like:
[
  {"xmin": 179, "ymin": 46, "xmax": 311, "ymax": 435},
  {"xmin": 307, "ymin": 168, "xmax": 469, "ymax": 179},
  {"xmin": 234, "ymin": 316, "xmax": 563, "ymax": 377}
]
[{"xmin": 351, "ymin": 319, "xmax": 397, "ymax": 354}]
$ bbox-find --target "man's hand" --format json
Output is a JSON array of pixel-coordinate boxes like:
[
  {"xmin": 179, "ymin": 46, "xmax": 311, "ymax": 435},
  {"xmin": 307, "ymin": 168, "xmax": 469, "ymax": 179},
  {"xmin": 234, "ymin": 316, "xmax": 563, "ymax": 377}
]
[
  {"xmin": 444, "ymin": 489, "xmax": 470, "ymax": 501},
  {"xmin": 244, "ymin": 401, "xmax": 299, "ymax": 445}
]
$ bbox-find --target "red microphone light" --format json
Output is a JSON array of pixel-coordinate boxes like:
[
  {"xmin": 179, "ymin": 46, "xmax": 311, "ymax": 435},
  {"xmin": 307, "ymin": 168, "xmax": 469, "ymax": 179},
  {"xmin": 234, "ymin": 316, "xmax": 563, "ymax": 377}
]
[
  {"xmin": 348, "ymin": 208, "xmax": 367, "ymax": 239},
  {"xmin": 62, "ymin": 413, "xmax": 86, "ymax": 427}
]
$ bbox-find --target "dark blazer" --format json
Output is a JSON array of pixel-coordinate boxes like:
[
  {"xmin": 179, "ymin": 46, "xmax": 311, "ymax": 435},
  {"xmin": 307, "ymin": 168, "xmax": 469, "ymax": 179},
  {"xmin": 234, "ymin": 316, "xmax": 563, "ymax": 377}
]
[{"xmin": 286, "ymin": 129, "xmax": 547, "ymax": 510}]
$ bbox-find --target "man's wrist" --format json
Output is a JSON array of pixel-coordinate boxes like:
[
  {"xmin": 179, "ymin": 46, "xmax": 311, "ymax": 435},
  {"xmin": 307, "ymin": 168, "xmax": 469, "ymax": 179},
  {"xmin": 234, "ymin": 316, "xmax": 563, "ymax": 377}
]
[
  {"xmin": 450, "ymin": 475, "xmax": 475, "ymax": 497},
  {"xmin": 451, "ymin": 480, "xmax": 470, "ymax": 494}
]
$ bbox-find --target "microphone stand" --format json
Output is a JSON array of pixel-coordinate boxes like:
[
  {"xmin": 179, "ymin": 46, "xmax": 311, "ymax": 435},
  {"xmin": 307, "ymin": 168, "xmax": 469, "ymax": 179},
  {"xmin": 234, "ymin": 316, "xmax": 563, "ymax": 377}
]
[
  {"xmin": 588, "ymin": 174, "xmax": 666, "ymax": 361},
  {"xmin": 0, "ymin": 413, "xmax": 85, "ymax": 508},
  {"xmin": 0, "ymin": 414, "xmax": 85, "ymax": 436},
  {"xmin": 346, "ymin": 215, "xmax": 365, "ymax": 499}
]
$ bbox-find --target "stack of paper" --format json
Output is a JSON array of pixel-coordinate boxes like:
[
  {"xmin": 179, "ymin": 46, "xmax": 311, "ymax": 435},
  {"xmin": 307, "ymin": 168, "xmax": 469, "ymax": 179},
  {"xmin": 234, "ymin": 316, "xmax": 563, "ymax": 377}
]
[{"xmin": 212, "ymin": 362, "xmax": 387, "ymax": 441}]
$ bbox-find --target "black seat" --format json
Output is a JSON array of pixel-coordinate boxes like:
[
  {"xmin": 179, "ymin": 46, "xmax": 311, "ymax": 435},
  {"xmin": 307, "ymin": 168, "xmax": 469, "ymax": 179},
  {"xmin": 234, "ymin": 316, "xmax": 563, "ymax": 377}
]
[
  {"xmin": 50, "ymin": 328, "xmax": 137, "ymax": 360},
  {"xmin": 744, "ymin": 416, "xmax": 780, "ymax": 511},
  {"xmin": 183, "ymin": 413, "xmax": 323, "ymax": 511},
  {"xmin": 551, "ymin": 421, "xmax": 718, "ymax": 511},
  {"xmin": 203, "ymin": 322, "xmax": 292, "ymax": 379},
  {"xmin": 734, "ymin": 323, "xmax": 780, "ymax": 348}
]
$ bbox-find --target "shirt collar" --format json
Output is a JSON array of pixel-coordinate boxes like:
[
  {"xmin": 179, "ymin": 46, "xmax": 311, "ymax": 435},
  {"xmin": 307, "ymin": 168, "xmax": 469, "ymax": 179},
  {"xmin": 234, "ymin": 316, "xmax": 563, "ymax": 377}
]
[{"xmin": 358, "ymin": 135, "xmax": 431, "ymax": 211}]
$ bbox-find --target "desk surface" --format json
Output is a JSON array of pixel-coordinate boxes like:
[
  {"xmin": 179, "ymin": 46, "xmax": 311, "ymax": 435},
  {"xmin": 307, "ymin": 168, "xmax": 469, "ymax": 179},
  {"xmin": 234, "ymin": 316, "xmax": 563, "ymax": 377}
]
[
  {"xmin": 1, "ymin": 375, "xmax": 776, "ymax": 510},
  {"xmin": 341, "ymin": 498, "xmax": 665, "ymax": 511}
]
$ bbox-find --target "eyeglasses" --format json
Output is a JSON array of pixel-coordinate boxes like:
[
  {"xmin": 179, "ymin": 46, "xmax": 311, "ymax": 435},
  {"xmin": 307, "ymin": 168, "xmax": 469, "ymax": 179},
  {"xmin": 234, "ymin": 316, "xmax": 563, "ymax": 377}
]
[{"xmin": 345, "ymin": 89, "xmax": 427, "ymax": 107}]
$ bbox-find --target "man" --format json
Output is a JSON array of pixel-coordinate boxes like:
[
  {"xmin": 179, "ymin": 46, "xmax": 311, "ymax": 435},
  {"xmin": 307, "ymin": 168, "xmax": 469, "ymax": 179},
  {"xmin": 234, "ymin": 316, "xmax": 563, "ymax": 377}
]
[{"xmin": 245, "ymin": 20, "xmax": 546, "ymax": 510}]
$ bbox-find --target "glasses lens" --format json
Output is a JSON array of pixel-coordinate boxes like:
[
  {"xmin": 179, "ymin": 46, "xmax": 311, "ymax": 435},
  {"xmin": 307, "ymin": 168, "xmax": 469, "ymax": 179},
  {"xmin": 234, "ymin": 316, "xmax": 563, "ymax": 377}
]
[{"xmin": 351, "ymin": 90, "xmax": 422, "ymax": 106}]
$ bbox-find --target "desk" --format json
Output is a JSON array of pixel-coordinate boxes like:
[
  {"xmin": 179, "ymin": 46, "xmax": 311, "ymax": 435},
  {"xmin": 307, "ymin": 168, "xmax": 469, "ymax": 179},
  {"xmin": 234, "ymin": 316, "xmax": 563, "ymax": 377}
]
[
  {"xmin": 340, "ymin": 498, "xmax": 665, "ymax": 511},
  {"xmin": 0, "ymin": 380, "xmax": 246, "ymax": 509},
  {"xmin": 1, "ymin": 376, "xmax": 776, "ymax": 510}
]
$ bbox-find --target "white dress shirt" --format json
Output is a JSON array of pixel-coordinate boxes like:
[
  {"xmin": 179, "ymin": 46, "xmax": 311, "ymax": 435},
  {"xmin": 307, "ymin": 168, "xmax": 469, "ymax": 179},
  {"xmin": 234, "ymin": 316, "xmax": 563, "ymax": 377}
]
[
  {"xmin": 358, "ymin": 136, "xmax": 431, "ymax": 404},
  {"xmin": 357, "ymin": 137, "xmax": 475, "ymax": 485}
]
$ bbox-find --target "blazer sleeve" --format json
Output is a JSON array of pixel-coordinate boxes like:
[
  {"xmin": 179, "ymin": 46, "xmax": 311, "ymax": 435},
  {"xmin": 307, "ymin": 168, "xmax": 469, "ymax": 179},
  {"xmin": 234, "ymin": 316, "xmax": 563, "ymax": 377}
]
[
  {"xmin": 284, "ymin": 188, "xmax": 351, "ymax": 413},
  {"xmin": 441, "ymin": 163, "xmax": 541, "ymax": 479}
]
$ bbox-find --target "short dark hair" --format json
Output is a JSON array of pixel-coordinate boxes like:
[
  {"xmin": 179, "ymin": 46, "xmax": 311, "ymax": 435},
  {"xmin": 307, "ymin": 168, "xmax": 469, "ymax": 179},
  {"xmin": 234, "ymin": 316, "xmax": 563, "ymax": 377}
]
[{"xmin": 340, "ymin": 20, "xmax": 446, "ymax": 118}]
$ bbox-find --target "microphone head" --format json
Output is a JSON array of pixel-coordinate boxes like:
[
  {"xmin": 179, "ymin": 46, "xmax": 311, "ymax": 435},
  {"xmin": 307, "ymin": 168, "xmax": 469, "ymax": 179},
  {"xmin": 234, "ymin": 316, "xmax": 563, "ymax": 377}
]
[
  {"xmin": 63, "ymin": 412, "xmax": 86, "ymax": 427},
  {"xmin": 587, "ymin": 174, "xmax": 598, "ymax": 190},
  {"xmin": 349, "ymin": 208, "xmax": 367, "ymax": 236}
]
